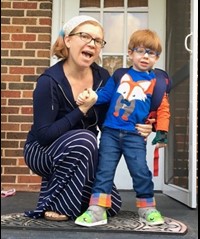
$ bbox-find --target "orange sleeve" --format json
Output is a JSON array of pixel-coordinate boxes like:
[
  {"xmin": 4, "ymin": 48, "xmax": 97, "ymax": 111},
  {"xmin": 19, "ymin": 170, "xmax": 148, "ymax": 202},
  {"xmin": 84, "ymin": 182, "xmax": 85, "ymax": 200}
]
[{"xmin": 155, "ymin": 93, "xmax": 170, "ymax": 132}]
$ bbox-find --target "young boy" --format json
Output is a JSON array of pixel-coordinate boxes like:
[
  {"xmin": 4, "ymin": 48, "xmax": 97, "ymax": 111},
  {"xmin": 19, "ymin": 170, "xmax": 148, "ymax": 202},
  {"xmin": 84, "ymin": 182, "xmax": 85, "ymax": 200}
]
[{"xmin": 75, "ymin": 29, "xmax": 170, "ymax": 227}]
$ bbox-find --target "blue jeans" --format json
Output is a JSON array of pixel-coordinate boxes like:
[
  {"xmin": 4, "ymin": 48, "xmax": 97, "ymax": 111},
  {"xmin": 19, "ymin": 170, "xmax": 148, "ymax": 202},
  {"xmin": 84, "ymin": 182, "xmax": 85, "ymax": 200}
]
[{"xmin": 92, "ymin": 127, "xmax": 154, "ymax": 199}]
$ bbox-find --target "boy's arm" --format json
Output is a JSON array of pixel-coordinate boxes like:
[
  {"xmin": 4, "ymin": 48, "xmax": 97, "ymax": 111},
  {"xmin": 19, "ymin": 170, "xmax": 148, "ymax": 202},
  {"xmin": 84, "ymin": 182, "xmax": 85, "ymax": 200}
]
[
  {"xmin": 95, "ymin": 76, "xmax": 116, "ymax": 105},
  {"xmin": 152, "ymin": 93, "xmax": 170, "ymax": 148},
  {"xmin": 76, "ymin": 76, "xmax": 116, "ymax": 106},
  {"xmin": 155, "ymin": 93, "xmax": 170, "ymax": 131}
]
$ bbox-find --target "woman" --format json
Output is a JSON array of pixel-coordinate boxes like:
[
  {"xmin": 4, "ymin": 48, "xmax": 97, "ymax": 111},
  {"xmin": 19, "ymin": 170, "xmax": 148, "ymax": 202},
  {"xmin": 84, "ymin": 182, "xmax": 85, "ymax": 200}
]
[{"xmin": 23, "ymin": 15, "xmax": 152, "ymax": 221}]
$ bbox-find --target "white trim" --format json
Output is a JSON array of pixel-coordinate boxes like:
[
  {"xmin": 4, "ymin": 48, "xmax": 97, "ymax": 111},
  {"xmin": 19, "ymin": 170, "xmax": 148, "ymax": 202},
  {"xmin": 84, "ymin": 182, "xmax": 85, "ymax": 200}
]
[
  {"xmin": 51, "ymin": 1, "xmax": 62, "ymax": 51},
  {"xmin": 147, "ymin": 0, "xmax": 166, "ymax": 190},
  {"xmin": 188, "ymin": 0, "xmax": 198, "ymax": 208},
  {"xmin": 51, "ymin": 0, "xmax": 79, "ymax": 66},
  {"xmin": 163, "ymin": 184, "xmax": 189, "ymax": 205},
  {"xmin": 148, "ymin": 0, "xmax": 166, "ymax": 69}
]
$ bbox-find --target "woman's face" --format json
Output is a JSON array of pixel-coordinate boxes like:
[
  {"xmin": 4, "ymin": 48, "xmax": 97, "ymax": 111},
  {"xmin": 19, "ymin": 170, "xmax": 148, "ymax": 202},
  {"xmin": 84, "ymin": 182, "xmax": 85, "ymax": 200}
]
[{"xmin": 64, "ymin": 23, "xmax": 104, "ymax": 68}]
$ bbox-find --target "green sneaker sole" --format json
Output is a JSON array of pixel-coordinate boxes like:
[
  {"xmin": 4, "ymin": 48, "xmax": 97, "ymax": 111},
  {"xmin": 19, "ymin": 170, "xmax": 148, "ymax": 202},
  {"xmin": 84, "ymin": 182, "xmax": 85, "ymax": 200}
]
[
  {"xmin": 75, "ymin": 210, "xmax": 108, "ymax": 227},
  {"xmin": 140, "ymin": 216, "xmax": 165, "ymax": 226},
  {"xmin": 138, "ymin": 208, "xmax": 165, "ymax": 226},
  {"xmin": 75, "ymin": 218, "xmax": 107, "ymax": 227}
]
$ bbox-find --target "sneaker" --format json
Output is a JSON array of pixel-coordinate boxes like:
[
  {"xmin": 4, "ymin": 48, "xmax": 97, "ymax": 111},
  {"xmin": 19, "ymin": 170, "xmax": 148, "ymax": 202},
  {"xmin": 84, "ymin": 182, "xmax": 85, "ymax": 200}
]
[
  {"xmin": 138, "ymin": 207, "xmax": 165, "ymax": 226},
  {"xmin": 75, "ymin": 206, "xmax": 107, "ymax": 227}
]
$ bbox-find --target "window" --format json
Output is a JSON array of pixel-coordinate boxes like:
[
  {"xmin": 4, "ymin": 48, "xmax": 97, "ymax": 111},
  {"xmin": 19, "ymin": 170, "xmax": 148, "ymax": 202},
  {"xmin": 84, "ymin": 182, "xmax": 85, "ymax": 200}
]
[{"xmin": 79, "ymin": 0, "xmax": 148, "ymax": 74}]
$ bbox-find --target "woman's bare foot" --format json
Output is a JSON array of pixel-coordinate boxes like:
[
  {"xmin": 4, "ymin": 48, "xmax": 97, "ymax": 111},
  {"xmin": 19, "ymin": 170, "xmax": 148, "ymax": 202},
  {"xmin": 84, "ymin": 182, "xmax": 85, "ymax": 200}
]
[{"xmin": 44, "ymin": 211, "xmax": 68, "ymax": 221}]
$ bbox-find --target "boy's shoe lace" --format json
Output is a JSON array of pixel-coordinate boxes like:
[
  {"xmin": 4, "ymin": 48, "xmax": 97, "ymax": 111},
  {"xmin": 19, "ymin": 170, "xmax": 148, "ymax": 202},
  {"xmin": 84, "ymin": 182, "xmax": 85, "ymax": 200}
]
[
  {"xmin": 138, "ymin": 207, "xmax": 165, "ymax": 226},
  {"xmin": 75, "ymin": 205, "xmax": 107, "ymax": 227}
]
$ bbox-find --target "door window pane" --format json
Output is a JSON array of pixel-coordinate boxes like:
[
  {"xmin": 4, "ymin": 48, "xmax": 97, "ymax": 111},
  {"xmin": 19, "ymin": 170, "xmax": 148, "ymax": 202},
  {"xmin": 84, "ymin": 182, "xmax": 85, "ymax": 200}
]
[
  {"xmin": 80, "ymin": 0, "xmax": 100, "ymax": 8},
  {"xmin": 79, "ymin": 12, "xmax": 100, "ymax": 22},
  {"xmin": 103, "ymin": 12, "xmax": 124, "ymax": 53},
  {"xmin": 80, "ymin": 0, "xmax": 148, "ymax": 8},
  {"xmin": 127, "ymin": 12, "xmax": 148, "ymax": 40},
  {"xmin": 104, "ymin": 0, "xmax": 124, "ymax": 7},
  {"xmin": 128, "ymin": 0, "xmax": 148, "ymax": 7},
  {"xmin": 103, "ymin": 12, "xmax": 148, "ymax": 54},
  {"xmin": 103, "ymin": 56, "xmax": 123, "ymax": 75}
]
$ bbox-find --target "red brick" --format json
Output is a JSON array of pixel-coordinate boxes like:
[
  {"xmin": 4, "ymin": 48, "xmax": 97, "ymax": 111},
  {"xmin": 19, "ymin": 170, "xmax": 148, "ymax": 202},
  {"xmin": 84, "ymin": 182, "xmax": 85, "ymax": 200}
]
[
  {"xmin": 18, "ymin": 158, "xmax": 26, "ymax": 166},
  {"xmin": 22, "ymin": 91, "xmax": 33, "ymax": 98},
  {"xmin": 1, "ymin": 25, "xmax": 24, "ymax": 33},
  {"xmin": 1, "ymin": 91, "xmax": 21, "ymax": 98},
  {"xmin": 21, "ymin": 107, "xmax": 33, "ymax": 114},
  {"xmin": 1, "ymin": 158, "xmax": 18, "ymax": 166},
  {"xmin": 39, "ymin": 18, "xmax": 51, "ymax": 25},
  {"xmin": 9, "ymin": 67, "xmax": 35, "ymax": 74},
  {"xmin": 21, "ymin": 123, "xmax": 32, "ymax": 131},
  {"xmin": 1, "ymin": 2, "xmax": 11, "ymax": 8},
  {"xmin": 1, "ymin": 175, "xmax": 16, "ymax": 183},
  {"xmin": 37, "ymin": 50, "xmax": 50, "ymax": 58},
  {"xmin": 12, "ymin": 18, "xmax": 37, "ymax": 25},
  {"xmin": 1, "ymin": 42, "xmax": 23, "ymax": 48},
  {"xmin": 1, "ymin": 140, "xmax": 19, "ymax": 148},
  {"xmin": 12, "ymin": 34, "xmax": 36, "ymax": 41},
  {"xmin": 1, "ymin": 75, "xmax": 21, "ymax": 82},
  {"xmin": 1, "ymin": 34, "xmax": 10, "ymax": 40},
  {"xmin": 1, "ymin": 123, "xmax": 20, "ymax": 131},
  {"xmin": 4, "ymin": 166, "xmax": 29, "ymax": 174},
  {"xmin": 5, "ymin": 149, "xmax": 23, "ymax": 157},
  {"xmin": 1, "ymin": 107, "xmax": 20, "ymax": 114},
  {"xmin": 7, "ymin": 132, "xmax": 29, "ymax": 139},
  {"xmin": 18, "ymin": 175, "xmax": 41, "ymax": 184},
  {"xmin": 1, "ymin": 99, "xmax": 7, "ymax": 105},
  {"xmin": 13, "ymin": 2, "xmax": 37, "ymax": 9}
]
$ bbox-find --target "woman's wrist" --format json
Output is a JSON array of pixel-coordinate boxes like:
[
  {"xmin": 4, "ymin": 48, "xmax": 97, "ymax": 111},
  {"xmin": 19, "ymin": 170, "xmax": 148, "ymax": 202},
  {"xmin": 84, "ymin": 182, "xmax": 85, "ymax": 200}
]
[{"xmin": 78, "ymin": 105, "xmax": 88, "ymax": 115}]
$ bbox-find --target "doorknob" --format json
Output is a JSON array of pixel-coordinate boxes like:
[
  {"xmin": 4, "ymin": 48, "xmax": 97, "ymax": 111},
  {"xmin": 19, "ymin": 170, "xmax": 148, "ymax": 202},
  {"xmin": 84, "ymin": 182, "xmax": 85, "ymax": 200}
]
[{"xmin": 184, "ymin": 33, "xmax": 192, "ymax": 53}]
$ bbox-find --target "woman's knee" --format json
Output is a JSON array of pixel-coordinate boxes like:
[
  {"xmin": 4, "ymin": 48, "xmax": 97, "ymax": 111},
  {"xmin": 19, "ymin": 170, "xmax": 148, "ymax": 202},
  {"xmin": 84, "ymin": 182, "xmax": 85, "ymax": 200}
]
[{"xmin": 69, "ymin": 129, "xmax": 98, "ymax": 152}]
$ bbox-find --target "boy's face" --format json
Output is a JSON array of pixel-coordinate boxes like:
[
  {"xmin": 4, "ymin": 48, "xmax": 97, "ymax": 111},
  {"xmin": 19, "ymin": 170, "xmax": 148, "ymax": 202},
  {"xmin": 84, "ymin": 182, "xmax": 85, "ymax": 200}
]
[{"xmin": 128, "ymin": 46, "xmax": 159, "ymax": 72}]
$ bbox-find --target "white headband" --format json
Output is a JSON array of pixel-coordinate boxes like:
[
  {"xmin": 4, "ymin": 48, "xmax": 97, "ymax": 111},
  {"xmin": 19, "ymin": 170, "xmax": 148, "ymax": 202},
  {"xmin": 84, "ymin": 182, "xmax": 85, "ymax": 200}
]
[{"xmin": 62, "ymin": 15, "xmax": 101, "ymax": 36}]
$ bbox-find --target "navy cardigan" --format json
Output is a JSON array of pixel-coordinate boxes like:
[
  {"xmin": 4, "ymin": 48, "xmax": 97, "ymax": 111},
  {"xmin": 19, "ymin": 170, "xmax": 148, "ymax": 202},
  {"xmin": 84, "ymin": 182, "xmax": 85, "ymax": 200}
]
[{"xmin": 25, "ymin": 60, "xmax": 110, "ymax": 146}]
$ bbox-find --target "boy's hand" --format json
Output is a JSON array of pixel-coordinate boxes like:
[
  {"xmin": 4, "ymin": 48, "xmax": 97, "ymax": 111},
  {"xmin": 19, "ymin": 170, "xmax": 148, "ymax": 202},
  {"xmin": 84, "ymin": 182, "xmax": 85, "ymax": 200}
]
[
  {"xmin": 152, "ymin": 130, "xmax": 168, "ymax": 148},
  {"xmin": 86, "ymin": 88, "xmax": 98, "ymax": 103},
  {"xmin": 76, "ymin": 89, "xmax": 90, "ymax": 105},
  {"xmin": 154, "ymin": 142, "xmax": 167, "ymax": 149}
]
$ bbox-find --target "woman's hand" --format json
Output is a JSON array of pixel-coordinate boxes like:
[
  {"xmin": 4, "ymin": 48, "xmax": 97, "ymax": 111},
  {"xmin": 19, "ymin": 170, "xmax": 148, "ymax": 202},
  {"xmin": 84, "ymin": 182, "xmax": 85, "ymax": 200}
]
[
  {"xmin": 135, "ymin": 118, "xmax": 155, "ymax": 139},
  {"xmin": 76, "ymin": 89, "xmax": 90, "ymax": 105},
  {"xmin": 78, "ymin": 88, "xmax": 97, "ymax": 115}
]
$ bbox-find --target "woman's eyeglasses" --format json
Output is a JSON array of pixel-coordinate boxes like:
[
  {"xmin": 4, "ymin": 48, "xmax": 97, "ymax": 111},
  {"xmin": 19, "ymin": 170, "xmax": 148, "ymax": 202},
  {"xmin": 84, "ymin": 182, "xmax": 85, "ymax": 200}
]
[
  {"xmin": 131, "ymin": 47, "xmax": 160, "ymax": 57},
  {"xmin": 69, "ymin": 32, "xmax": 106, "ymax": 48}
]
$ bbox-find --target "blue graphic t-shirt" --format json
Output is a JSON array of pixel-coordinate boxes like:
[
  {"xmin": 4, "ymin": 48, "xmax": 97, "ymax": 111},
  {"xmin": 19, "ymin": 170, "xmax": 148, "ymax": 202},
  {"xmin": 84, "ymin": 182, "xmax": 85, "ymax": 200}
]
[{"xmin": 96, "ymin": 68, "xmax": 156, "ymax": 132}]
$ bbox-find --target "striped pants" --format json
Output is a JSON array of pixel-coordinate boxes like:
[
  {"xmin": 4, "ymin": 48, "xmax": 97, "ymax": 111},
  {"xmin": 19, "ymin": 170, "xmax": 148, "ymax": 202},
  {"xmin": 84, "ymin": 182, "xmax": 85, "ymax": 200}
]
[{"xmin": 23, "ymin": 129, "xmax": 122, "ymax": 220}]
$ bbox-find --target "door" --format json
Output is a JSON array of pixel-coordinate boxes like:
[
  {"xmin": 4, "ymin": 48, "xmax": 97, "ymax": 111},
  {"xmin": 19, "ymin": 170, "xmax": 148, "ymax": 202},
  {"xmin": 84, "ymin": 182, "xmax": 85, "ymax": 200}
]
[{"xmin": 163, "ymin": 0, "xmax": 198, "ymax": 208}]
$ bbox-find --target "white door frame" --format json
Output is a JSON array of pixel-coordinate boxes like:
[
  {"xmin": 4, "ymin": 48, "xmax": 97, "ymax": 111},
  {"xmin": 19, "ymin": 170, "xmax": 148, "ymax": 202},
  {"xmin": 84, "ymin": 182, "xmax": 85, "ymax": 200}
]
[{"xmin": 162, "ymin": 0, "xmax": 198, "ymax": 209}]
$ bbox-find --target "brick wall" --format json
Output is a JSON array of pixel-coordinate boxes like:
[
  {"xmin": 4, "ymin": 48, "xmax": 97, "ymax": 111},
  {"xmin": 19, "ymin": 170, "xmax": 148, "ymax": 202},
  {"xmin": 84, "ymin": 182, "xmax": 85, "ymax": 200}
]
[{"xmin": 1, "ymin": 0, "xmax": 52, "ymax": 192}]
